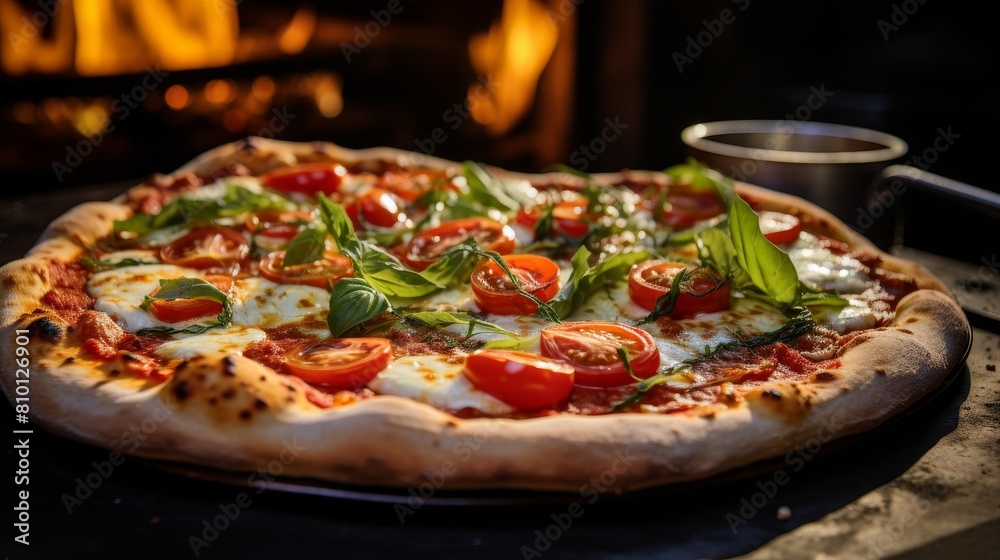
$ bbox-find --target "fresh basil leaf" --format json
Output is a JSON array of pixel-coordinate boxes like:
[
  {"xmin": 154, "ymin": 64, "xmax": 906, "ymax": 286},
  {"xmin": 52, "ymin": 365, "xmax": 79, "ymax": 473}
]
[
  {"xmin": 533, "ymin": 204, "xmax": 555, "ymax": 239},
  {"xmin": 282, "ymin": 225, "xmax": 327, "ymax": 267},
  {"xmin": 461, "ymin": 161, "xmax": 520, "ymax": 212},
  {"xmin": 328, "ymin": 278, "xmax": 391, "ymax": 336},
  {"xmin": 136, "ymin": 277, "xmax": 232, "ymax": 335},
  {"xmin": 115, "ymin": 184, "xmax": 294, "ymax": 236},
  {"xmin": 403, "ymin": 310, "xmax": 519, "ymax": 339},
  {"xmin": 796, "ymin": 283, "xmax": 850, "ymax": 308},
  {"xmin": 635, "ymin": 269, "xmax": 689, "ymax": 325},
  {"xmin": 729, "ymin": 195, "xmax": 800, "ymax": 306},
  {"xmin": 419, "ymin": 238, "xmax": 482, "ymax": 287},
  {"xmin": 550, "ymin": 246, "xmax": 650, "ymax": 319},
  {"xmin": 664, "ymin": 158, "xmax": 735, "ymax": 207},
  {"xmin": 81, "ymin": 256, "xmax": 158, "ymax": 271}
]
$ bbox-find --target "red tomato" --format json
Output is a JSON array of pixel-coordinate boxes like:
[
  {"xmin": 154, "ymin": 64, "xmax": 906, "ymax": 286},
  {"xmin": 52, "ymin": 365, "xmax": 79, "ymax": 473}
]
[
  {"xmin": 627, "ymin": 261, "xmax": 730, "ymax": 318},
  {"xmin": 261, "ymin": 163, "xmax": 345, "ymax": 196},
  {"xmin": 403, "ymin": 218, "xmax": 516, "ymax": 271},
  {"xmin": 516, "ymin": 198, "xmax": 592, "ymax": 238},
  {"xmin": 259, "ymin": 251, "xmax": 354, "ymax": 289},
  {"xmin": 345, "ymin": 187, "xmax": 406, "ymax": 229},
  {"xmin": 146, "ymin": 275, "xmax": 233, "ymax": 323},
  {"xmin": 463, "ymin": 350, "xmax": 575, "ymax": 410},
  {"xmin": 539, "ymin": 321, "xmax": 660, "ymax": 387},
  {"xmin": 160, "ymin": 227, "xmax": 250, "ymax": 269},
  {"xmin": 470, "ymin": 254, "xmax": 560, "ymax": 315},
  {"xmin": 245, "ymin": 209, "xmax": 315, "ymax": 239},
  {"xmin": 284, "ymin": 338, "xmax": 392, "ymax": 389},
  {"xmin": 650, "ymin": 187, "xmax": 725, "ymax": 230},
  {"xmin": 758, "ymin": 211, "xmax": 802, "ymax": 245},
  {"xmin": 377, "ymin": 170, "xmax": 446, "ymax": 202}
]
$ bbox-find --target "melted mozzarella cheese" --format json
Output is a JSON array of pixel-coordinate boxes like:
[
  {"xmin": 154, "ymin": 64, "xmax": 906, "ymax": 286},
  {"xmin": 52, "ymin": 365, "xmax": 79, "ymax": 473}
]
[
  {"xmin": 96, "ymin": 249, "xmax": 159, "ymax": 265},
  {"xmin": 787, "ymin": 233, "xmax": 872, "ymax": 294},
  {"xmin": 231, "ymin": 277, "xmax": 329, "ymax": 333},
  {"xmin": 87, "ymin": 264, "xmax": 206, "ymax": 332},
  {"xmin": 155, "ymin": 327, "xmax": 267, "ymax": 360},
  {"xmin": 368, "ymin": 355, "xmax": 514, "ymax": 414}
]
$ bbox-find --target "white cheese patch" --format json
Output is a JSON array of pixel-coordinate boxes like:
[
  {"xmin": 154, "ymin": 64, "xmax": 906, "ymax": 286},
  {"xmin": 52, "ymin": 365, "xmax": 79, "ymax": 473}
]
[
  {"xmin": 787, "ymin": 233, "xmax": 873, "ymax": 294},
  {"xmin": 368, "ymin": 354, "xmax": 514, "ymax": 414},
  {"xmin": 231, "ymin": 277, "xmax": 330, "ymax": 332},
  {"xmin": 87, "ymin": 264, "xmax": 207, "ymax": 332},
  {"xmin": 155, "ymin": 327, "xmax": 267, "ymax": 360},
  {"xmin": 137, "ymin": 224, "xmax": 190, "ymax": 247},
  {"xmin": 96, "ymin": 249, "xmax": 159, "ymax": 265},
  {"xmin": 813, "ymin": 299, "xmax": 878, "ymax": 333}
]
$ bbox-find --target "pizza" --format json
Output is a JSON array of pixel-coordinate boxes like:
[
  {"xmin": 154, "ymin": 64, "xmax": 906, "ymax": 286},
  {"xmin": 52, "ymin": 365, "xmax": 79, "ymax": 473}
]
[{"xmin": 0, "ymin": 137, "xmax": 970, "ymax": 493}]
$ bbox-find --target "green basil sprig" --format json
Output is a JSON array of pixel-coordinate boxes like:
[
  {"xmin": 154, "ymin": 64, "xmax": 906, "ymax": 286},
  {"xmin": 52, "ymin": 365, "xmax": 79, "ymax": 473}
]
[
  {"xmin": 282, "ymin": 225, "xmax": 327, "ymax": 267},
  {"xmin": 549, "ymin": 246, "xmax": 650, "ymax": 319},
  {"xmin": 327, "ymin": 278, "xmax": 391, "ymax": 336},
  {"xmin": 137, "ymin": 277, "xmax": 232, "ymax": 335}
]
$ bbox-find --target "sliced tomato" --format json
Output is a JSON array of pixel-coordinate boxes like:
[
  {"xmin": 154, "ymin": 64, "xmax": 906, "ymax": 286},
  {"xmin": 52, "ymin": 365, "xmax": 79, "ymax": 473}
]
[
  {"xmin": 470, "ymin": 254, "xmax": 560, "ymax": 315},
  {"xmin": 146, "ymin": 275, "xmax": 233, "ymax": 323},
  {"xmin": 403, "ymin": 218, "xmax": 516, "ymax": 271},
  {"xmin": 284, "ymin": 338, "xmax": 392, "ymax": 388},
  {"xmin": 516, "ymin": 198, "xmax": 592, "ymax": 238},
  {"xmin": 245, "ymin": 209, "xmax": 315, "ymax": 237},
  {"xmin": 261, "ymin": 163, "xmax": 346, "ymax": 196},
  {"xmin": 377, "ymin": 169, "xmax": 446, "ymax": 202},
  {"xmin": 463, "ymin": 350, "xmax": 575, "ymax": 410},
  {"xmin": 259, "ymin": 251, "xmax": 354, "ymax": 289},
  {"xmin": 539, "ymin": 321, "xmax": 660, "ymax": 387},
  {"xmin": 758, "ymin": 211, "xmax": 802, "ymax": 245},
  {"xmin": 627, "ymin": 261, "xmax": 730, "ymax": 318},
  {"xmin": 650, "ymin": 186, "xmax": 725, "ymax": 230},
  {"xmin": 345, "ymin": 187, "xmax": 406, "ymax": 230},
  {"xmin": 160, "ymin": 227, "xmax": 250, "ymax": 269}
]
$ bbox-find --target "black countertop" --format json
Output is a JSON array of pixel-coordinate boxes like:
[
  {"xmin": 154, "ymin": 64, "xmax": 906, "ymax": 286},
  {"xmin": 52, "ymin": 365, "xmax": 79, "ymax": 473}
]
[{"xmin": 2, "ymin": 183, "xmax": 998, "ymax": 559}]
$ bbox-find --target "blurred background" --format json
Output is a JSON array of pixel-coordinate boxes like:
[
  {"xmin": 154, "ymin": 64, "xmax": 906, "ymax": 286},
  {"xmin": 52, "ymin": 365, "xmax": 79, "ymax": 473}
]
[{"xmin": 0, "ymin": 0, "xmax": 996, "ymax": 259}]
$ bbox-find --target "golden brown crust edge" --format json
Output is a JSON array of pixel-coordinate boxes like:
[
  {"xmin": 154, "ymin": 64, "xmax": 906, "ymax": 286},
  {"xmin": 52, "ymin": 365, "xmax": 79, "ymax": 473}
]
[{"xmin": 0, "ymin": 138, "xmax": 972, "ymax": 492}]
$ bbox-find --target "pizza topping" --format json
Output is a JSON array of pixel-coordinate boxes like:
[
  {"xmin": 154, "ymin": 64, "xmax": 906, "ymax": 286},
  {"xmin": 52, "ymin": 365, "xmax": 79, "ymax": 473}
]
[
  {"xmin": 367, "ymin": 354, "xmax": 514, "ymax": 415},
  {"xmin": 258, "ymin": 251, "xmax": 354, "ymax": 289},
  {"xmin": 284, "ymin": 337, "xmax": 393, "ymax": 389},
  {"xmin": 647, "ymin": 184, "xmax": 726, "ymax": 230},
  {"xmin": 260, "ymin": 162, "xmax": 346, "ymax": 196},
  {"xmin": 517, "ymin": 197, "xmax": 593, "ymax": 239},
  {"xmin": 159, "ymin": 227, "xmax": 250, "ymax": 273},
  {"xmin": 403, "ymin": 218, "xmax": 515, "ymax": 271},
  {"xmin": 139, "ymin": 277, "xmax": 233, "ymax": 335},
  {"xmin": 540, "ymin": 321, "xmax": 660, "ymax": 387},
  {"xmin": 327, "ymin": 278, "xmax": 391, "ymax": 337},
  {"xmin": 463, "ymin": 349, "xmax": 575, "ymax": 410},
  {"xmin": 758, "ymin": 211, "xmax": 802, "ymax": 245},
  {"xmin": 628, "ymin": 261, "xmax": 730, "ymax": 318},
  {"xmin": 346, "ymin": 187, "xmax": 407, "ymax": 230},
  {"xmin": 471, "ymin": 254, "xmax": 560, "ymax": 315}
]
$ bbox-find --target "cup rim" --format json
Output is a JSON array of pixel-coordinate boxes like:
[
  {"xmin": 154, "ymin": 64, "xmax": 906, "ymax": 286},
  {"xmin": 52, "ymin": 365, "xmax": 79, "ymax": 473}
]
[{"xmin": 681, "ymin": 120, "xmax": 908, "ymax": 164}]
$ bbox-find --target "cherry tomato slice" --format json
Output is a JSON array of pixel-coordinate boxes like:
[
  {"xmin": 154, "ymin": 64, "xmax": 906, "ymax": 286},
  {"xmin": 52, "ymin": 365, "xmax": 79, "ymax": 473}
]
[
  {"xmin": 245, "ymin": 209, "xmax": 315, "ymax": 236},
  {"xmin": 377, "ymin": 170, "xmax": 446, "ymax": 202},
  {"xmin": 345, "ymin": 187, "xmax": 406, "ymax": 230},
  {"xmin": 146, "ymin": 275, "xmax": 233, "ymax": 323},
  {"xmin": 284, "ymin": 338, "xmax": 392, "ymax": 389},
  {"xmin": 160, "ymin": 227, "xmax": 250, "ymax": 269},
  {"xmin": 652, "ymin": 187, "xmax": 725, "ymax": 230},
  {"xmin": 259, "ymin": 251, "xmax": 354, "ymax": 289},
  {"xmin": 463, "ymin": 350, "xmax": 575, "ymax": 410},
  {"xmin": 539, "ymin": 321, "xmax": 660, "ymax": 387},
  {"xmin": 261, "ymin": 163, "xmax": 345, "ymax": 196},
  {"xmin": 758, "ymin": 211, "xmax": 802, "ymax": 245},
  {"xmin": 403, "ymin": 218, "xmax": 516, "ymax": 271},
  {"xmin": 516, "ymin": 198, "xmax": 592, "ymax": 238},
  {"xmin": 470, "ymin": 254, "xmax": 560, "ymax": 315},
  {"xmin": 627, "ymin": 261, "xmax": 730, "ymax": 318}
]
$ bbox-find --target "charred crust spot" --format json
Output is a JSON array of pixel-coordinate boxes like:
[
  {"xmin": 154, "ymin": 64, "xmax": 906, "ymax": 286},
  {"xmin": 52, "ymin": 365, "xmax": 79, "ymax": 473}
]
[
  {"xmin": 221, "ymin": 388, "xmax": 236, "ymax": 400},
  {"xmin": 208, "ymin": 397, "xmax": 218, "ymax": 405},
  {"xmin": 445, "ymin": 420, "xmax": 459, "ymax": 428},
  {"xmin": 239, "ymin": 410, "xmax": 252, "ymax": 420},
  {"xmin": 173, "ymin": 381, "xmax": 191, "ymax": 401},
  {"xmin": 762, "ymin": 389, "xmax": 782, "ymax": 400},
  {"xmin": 222, "ymin": 356, "xmax": 237, "ymax": 377},
  {"xmin": 121, "ymin": 353, "xmax": 138, "ymax": 362},
  {"xmin": 196, "ymin": 373, "xmax": 206, "ymax": 381},
  {"xmin": 701, "ymin": 411, "xmax": 717, "ymax": 419},
  {"xmin": 176, "ymin": 361, "xmax": 188, "ymax": 372},
  {"xmin": 3, "ymin": 277, "xmax": 15, "ymax": 287},
  {"xmin": 67, "ymin": 326, "xmax": 74, "ymax": 333},
  {"xmin": 259, "ymin": 375, "xmax": 267, "ymax": 382},
  {"xmin": 813, "ymin": 371, "xmax": 838, "ymax": 381},
  {"xmin": 898, "ymin": 328, "xmax": 913, "ymax": 335},
  {"xmin": 28, "ymin": 317, "xmax": 63, "ymax": 343},
  {"xmin": 109, "ymin": 369, "xmax": 121, "ymax": 376},
  {"xmin": 240, "ymin": 137, "xmax": 259, "ymax": 152},
  {"xmin": 62, "ymin": 356, "xmax": 76, "ymax": 365},
  {"xmin": 284, "ymin": 383, "xmax": 295, "ymax": 392},
  {"xmin": 253, "ymin": 398, "xmax": 268, "ymax": 410},
  {"xmin": 874, "ymin": 366, "xmax": 887, "ymax": 375},
  {"xmin": 905, "ymin": 317, "xmax": 919, "ymax": 324}
]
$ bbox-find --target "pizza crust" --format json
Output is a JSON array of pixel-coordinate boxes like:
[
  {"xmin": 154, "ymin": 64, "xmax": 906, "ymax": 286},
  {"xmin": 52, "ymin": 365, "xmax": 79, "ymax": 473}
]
[{"xmin": 0, "ymin": 138, "xmax": 971, "ymax": 492}]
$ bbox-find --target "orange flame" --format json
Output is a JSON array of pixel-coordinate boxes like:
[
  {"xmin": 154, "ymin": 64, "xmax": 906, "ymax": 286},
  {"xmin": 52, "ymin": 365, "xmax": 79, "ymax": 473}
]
[{"xmin": 468, "ymin": 0, "xmax": 559, "ymax": 135}]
